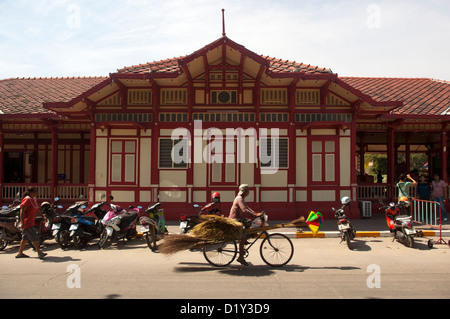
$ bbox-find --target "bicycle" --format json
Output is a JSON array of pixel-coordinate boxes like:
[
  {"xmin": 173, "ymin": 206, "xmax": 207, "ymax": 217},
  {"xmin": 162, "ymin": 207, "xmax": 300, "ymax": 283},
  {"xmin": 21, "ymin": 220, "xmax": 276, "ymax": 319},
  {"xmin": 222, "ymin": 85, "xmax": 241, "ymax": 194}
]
[{"xmin": 202, "ymin": 213, "xmax": 294, "ymax": 267}]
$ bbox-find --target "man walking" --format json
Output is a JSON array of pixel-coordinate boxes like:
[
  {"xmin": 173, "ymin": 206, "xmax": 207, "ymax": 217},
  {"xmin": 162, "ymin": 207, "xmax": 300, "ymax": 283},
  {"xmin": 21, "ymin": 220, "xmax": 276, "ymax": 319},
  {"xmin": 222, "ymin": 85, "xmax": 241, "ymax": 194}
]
[{"xmin": 431, "ymin": 173, "xmax": 448, "ymax": 222}]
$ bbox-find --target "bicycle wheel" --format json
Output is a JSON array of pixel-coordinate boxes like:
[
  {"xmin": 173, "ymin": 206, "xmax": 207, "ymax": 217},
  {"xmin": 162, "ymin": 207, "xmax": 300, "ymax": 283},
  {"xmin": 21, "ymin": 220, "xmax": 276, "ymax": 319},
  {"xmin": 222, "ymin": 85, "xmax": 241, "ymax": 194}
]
[
  {"xmin": 260, "ymin": 233, "xmax": 294, "ymax": 267},
  {"xmin": 203, "ymin": 241, "xmax": 238, "ymax": 267}
]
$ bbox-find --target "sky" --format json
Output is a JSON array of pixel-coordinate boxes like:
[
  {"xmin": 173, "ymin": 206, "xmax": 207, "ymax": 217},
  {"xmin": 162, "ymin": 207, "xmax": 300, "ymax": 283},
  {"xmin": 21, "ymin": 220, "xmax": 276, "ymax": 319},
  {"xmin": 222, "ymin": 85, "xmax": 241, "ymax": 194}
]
[{"xmin": 0, "ymin": 0, "xmax": 449, "ymax": 80}]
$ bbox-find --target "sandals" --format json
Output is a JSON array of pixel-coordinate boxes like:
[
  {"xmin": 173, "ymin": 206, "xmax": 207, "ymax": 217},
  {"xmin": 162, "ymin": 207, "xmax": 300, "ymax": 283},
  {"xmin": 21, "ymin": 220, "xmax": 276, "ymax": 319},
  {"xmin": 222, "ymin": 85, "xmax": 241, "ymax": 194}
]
[
  {"xmin": 38, "ymin": 252, "xmax": 47, "ymax": 259},
  {"xmin": 237, "ymin": 257, "xmax": 249, "ymax": 266},
  {"xmin": 15, "ymin": 253, "xmax": 30, "ymax": 259}
]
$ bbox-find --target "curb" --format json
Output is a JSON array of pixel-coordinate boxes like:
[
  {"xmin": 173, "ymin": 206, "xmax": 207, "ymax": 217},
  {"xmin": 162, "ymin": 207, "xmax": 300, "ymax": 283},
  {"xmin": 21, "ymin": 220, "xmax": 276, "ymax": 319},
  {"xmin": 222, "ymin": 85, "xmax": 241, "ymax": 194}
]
[{"xmin": 259, "ymin": 230, "xmax": 450, "ymax": 239}]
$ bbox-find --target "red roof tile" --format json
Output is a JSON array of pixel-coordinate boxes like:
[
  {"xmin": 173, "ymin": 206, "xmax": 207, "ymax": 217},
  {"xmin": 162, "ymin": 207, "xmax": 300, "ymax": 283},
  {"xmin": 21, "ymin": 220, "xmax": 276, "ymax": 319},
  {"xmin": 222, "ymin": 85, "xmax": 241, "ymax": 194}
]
[
  {"xmin": 0, "ymin": 77, "xmax": 107, "ymax": 116},
  {"xmin": 341, "ymin": 77, "xmax": 450, "ymax": 116},
  {"xmin": 117, "ymin": 36, "xmax": 332, "ymax": 76}
]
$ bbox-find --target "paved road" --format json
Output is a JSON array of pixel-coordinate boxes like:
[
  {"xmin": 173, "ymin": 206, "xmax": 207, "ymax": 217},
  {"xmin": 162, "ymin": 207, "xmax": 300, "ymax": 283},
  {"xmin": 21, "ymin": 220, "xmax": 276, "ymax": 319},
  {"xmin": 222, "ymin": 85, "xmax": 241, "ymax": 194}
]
[{"xmin": 0, "ymin": 235, "xmax": 449, "ymax": 300}]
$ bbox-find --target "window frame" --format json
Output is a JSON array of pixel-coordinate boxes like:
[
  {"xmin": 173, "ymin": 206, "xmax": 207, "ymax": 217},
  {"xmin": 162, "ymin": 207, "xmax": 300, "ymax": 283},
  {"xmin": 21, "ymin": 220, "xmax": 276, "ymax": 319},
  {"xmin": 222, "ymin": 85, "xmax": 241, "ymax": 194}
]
[
  {"xmin": 109, "ymin": 139, "xmax": 137, "ymax": 185},
  {"xmin": 309, "ymin": 137, "xmax": 338, "ymax": 185}
]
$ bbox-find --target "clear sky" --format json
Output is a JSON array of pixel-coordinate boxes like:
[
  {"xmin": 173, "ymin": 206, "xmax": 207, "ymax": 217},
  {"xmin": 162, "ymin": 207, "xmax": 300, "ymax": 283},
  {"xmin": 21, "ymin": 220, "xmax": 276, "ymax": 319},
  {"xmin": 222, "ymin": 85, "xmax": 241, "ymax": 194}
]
[{"xmin": 0, "ymin": 0, "xmax": 449, "ymax": 80}]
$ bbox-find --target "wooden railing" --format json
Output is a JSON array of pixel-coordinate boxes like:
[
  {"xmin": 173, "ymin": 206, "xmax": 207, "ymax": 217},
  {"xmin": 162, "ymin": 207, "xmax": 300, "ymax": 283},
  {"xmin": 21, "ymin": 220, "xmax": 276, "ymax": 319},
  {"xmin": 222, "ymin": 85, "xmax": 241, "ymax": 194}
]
[
  {"xmin": 2, "ymin": 183, "xmax": 88, "ymax": 201},
  {"xmin": 357, "ymin": 183, "xmax": 420, "ymax": 201}
]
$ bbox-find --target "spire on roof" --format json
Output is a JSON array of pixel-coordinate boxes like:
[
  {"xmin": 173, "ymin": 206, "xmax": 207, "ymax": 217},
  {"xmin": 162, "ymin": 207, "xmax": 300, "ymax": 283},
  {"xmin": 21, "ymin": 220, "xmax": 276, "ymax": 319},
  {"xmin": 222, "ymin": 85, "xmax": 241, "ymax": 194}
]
[{"xmin": 222, "ymin": 9, "xmax": 226, "ymax": 37}]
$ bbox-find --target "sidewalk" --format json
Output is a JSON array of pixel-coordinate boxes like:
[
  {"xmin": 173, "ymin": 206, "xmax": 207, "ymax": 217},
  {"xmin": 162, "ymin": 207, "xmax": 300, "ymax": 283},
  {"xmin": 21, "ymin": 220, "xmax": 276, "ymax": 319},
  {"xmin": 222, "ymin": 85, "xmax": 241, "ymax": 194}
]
[{"xmin": 164, "ymin": 212, "xmax": 450, "ymax": 240}]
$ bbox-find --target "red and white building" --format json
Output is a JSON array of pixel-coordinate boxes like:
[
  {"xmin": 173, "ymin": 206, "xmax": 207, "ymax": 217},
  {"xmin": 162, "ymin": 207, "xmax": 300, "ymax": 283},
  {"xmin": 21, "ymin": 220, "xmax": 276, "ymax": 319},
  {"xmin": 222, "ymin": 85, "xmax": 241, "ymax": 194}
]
[{"xmin": 1, "ymin": 35, "xmax": 449, "ymax": 219}]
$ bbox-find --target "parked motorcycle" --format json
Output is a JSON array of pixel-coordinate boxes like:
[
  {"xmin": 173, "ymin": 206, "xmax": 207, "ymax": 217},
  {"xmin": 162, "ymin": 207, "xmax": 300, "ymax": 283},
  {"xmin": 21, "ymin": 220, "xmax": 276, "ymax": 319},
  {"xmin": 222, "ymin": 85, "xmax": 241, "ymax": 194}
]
[
  {"xmin": 69, "ymin": 195, "xmax": 108, "ymax": 249},
  {"xmin": 98, "ymin": 197, "xmax": 141, "ymax": 249},
  {"xmin": 0, "ymin": 193, "xmax": 23, "ymax": 251},
  {"xmin": 139, "ymin": 201, "xmax": 168, "ymax": 251},
  {"xmin": 179, "ymin": 203, "xmax": 223, "ymax": 234},
  {"xmin": 332, "ymin": 196, "xmax": 356, "ymax": 249},
  {"xmin": 37, "ymin": 197, "xmax": 63, "ymax": 245},
  {"xmin": 52, "ymin": 199, "xmax": 88, "ymax": 249},
  {"xmin": 380, "ymin": 199, "xmax": 420, "ymax": 248},
  {"xmin": 0, "ymin": 194, "xmax": 60, "ymax": 250}
]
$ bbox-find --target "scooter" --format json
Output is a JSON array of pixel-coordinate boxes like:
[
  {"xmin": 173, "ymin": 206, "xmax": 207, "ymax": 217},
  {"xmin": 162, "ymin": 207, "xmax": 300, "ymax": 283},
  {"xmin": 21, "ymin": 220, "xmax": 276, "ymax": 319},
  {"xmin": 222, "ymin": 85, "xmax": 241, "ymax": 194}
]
[
  {"xmin": 68, "ymin": 195, "xmax": 109, "ymax": 249},
  {"xmin": 139, "ymin": 201, "xmax": 168, "ymax": 251},
  {"xmin": 98, "ymin": 197, "xmax": 141, "ymax": 248},
  {"xmin": 52, "ymin": 198, "xmax": 88, "ymax": 249},
  {"xmin": 332, "ymin": 196, "xmax": 356, "ymax": 249},
  {"xmin": 179, "ymin": 203, "xmax": 222, "ymax": 234},
  {"xmin": 37, "ymin": 197, "xmax": 63, "ymax": 245},
  {"xmin": 380, "ymin": 199, "xmax": 424, "ymax": 248}
]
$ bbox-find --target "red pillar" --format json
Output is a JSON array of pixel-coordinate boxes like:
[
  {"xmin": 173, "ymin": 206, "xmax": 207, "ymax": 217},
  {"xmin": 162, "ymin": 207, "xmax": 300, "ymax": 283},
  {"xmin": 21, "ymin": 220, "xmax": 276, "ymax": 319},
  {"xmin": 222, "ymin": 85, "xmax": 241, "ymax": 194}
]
[
  {"xmin": 88, "ymin": 124, "xmax": 96, "ymax": 203},
  {"xmin": 0, "ymin": 128, "xmax": 3, "ymax": 204},
  {"xmin": 51, "ymin": 127, "xmax": 58, "ymax": 199},
  {"xmin": 387, "ymin": 127, "xmax": 395, "ymax": 198},
  {"xmin": 441, "ymin": 130, "xmax": 447, "ymax": 182}
]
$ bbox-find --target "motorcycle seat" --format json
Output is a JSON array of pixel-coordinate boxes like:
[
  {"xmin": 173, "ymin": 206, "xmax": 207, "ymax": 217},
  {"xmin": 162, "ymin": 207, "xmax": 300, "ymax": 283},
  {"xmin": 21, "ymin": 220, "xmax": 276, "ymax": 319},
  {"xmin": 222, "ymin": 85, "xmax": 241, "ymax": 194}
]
[
  {"xmin": 0, "ymin": 216, "xmax": 16, "ymax": 222},
  {"xmin": 0, "ymin": 207, "xmax": 19, "ymax": 218}
]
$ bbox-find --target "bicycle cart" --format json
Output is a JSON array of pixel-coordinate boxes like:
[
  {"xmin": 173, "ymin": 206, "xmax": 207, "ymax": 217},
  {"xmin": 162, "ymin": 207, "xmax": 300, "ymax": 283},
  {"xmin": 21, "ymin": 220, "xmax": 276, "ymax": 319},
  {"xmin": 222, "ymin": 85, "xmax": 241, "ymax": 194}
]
[
  {"xmin": 202, "ymin": 231, "xmax": 294, "ymax": 267},
  {"xmin": 159, "ymin": 213, "xmax": 308, "ymax": 267}
]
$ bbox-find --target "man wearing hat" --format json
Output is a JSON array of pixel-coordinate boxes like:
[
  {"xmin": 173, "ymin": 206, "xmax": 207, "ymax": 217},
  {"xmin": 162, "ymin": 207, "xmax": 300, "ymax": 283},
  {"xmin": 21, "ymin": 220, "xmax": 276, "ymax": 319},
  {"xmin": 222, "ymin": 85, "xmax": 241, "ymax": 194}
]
[{"xmin": 229, "ymin": 184, "xmax": 262, "ymax": 266}]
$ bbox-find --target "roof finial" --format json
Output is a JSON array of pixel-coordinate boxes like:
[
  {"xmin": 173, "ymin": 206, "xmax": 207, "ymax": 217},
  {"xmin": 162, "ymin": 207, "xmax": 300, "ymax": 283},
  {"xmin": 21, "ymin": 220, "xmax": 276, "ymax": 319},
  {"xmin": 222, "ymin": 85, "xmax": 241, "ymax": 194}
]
[{"xmin": 222, "ymin": 9, "xmax": 226, "ymax": 37}]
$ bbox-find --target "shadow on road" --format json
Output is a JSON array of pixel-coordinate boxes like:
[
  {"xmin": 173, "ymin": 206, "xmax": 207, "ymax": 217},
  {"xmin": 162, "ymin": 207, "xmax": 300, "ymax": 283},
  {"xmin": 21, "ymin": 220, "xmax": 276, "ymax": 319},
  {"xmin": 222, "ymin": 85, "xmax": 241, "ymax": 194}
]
[{"xmin": 174, "ymin": 262, "xmax": 361, "ymax": 277}]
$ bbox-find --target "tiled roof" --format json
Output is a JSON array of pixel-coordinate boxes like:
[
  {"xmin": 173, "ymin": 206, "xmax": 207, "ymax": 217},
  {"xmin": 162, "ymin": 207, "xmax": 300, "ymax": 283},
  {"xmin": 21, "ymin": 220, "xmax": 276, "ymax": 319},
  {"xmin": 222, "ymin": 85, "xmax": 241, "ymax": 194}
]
[
  {"xmin": 341, "ymin": 77, "xmax": 450, "ymax": 116},
  {"xmin": 0, "ymin": 77, "xmax": 107, "ymax": 116},
  {"xmin": 261, "ymin": 56, "xmax": 332, "ymax": 75},
  {"xmin": 117, "ymin": 36, "xmax": 332, "ymax": 76},
  {"xmin": 118, "ymin": 55, "xmax": 332, "ymax": 75}
]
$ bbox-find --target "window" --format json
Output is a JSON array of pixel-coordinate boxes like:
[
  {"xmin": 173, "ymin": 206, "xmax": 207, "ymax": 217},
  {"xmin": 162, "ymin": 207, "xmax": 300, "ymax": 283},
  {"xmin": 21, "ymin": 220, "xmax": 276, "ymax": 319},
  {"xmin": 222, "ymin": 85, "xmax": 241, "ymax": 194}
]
[
  {"xmin": 211, "ymin": 90, "xmax": 237, "ymax": 104},
  {"xmin": 110, "ymin": 140, "xmax": 137, "ymax": 184},
  {"xmin": 209, "ymin": 138, "xmax": 236, "ymax": 185},
  {"xmin": 260, "ymin": 138, "xmax": 288, "ymax": 169},
  {"xmin": 311, "ymin": 140, "xmax": 336, "ymax": 183},
  {"xmin": 159, "ymin": 139, "xmax": 188, "ymax": 168}
]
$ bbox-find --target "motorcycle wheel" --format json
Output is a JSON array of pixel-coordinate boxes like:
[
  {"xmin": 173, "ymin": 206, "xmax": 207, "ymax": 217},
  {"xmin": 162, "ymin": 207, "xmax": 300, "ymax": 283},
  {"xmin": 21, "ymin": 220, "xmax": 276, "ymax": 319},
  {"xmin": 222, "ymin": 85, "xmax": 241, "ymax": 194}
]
[
  {"xmin": 145, "ymin": 226, "xmax": 157, "ymax": 251},
  {"xmin": 98, "ymin": 229, "xmax": 109, "ymax": 249},
  {"xmin": 345, "ymin": 232, "xmax": 352, "ymax": 249},
  {"xmin": 57, "ymin": 229, "xmax": 71, "ymax": 249},
  {"xmin": 0, "ymin": 237, "xmax": 8, "ymax": 251},
  {"xmin": 73, "ymin": 231, "xmax": 88, "ymax": 249},
  {"xmin": 403, "ymin": 230, "xmax": 414, "ymax": 248}
]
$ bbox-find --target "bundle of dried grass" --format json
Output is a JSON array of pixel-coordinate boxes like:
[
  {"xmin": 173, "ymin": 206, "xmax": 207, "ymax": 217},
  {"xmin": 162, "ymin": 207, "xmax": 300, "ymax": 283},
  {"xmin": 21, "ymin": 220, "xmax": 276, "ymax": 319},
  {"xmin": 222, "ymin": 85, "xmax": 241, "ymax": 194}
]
[
  {"xmin": 159, "ymin": 234, "xmax": 205, "ymax": 255},
  {"xmin": 159, "ymin": 216, "xmax": 243, "ymax": 255},
  {"xmin": 191, "ymin": 216, "xmax": 243, "ymax": 242}
]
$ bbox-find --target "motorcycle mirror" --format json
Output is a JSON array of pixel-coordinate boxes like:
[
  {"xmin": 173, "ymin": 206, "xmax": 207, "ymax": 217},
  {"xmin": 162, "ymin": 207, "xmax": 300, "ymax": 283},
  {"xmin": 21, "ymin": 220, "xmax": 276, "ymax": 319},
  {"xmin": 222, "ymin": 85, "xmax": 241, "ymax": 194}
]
[
  {"xmin": 193, "ymin": 204, "xmax": 200, "ymax": 208},
  {"xmin": 100, "ymin": 194, "xmax": 106, "ymax": 200},
  {"xmin": 54, "ymin": 197, "xmax": 60, "ymax": 202},
  {"xmin": 109, "ymin": 195, "xmax": 114, "ymax": 201},
  {"xmin": 79, "ymin": 194, "xmax": 84, "ymax": 199},
  {"xmin": 15, "ymin": 192, "xmax": 21, "ymax": 198},
  {"xmin": 138, "ymin": 206, "xmax": 142, "ymax": 209}
]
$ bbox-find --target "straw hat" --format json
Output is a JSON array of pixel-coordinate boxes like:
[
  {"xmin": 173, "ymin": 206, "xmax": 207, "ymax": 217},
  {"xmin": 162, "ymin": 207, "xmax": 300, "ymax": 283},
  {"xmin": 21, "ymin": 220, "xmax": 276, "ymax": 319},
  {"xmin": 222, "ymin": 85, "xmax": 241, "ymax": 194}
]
[{"xmin": 238, "ymin": 184, "xmax": 249, "ymax": 196}]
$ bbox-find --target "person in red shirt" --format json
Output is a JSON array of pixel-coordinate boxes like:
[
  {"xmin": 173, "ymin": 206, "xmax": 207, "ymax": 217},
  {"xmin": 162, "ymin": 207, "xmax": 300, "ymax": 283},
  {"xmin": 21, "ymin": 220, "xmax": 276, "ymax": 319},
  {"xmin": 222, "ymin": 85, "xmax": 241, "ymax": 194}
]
[{"xmin": 16, "ymin": 187, "xmax": 47, "ymax": 259}]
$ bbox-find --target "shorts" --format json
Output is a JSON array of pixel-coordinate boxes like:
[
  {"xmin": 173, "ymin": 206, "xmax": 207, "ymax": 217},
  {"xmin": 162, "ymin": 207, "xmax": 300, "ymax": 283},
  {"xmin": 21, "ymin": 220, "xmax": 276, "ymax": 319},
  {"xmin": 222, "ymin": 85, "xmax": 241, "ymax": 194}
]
[{"xmin": 22, "ymin": 226, "xmax": 39, "ymax": 242}]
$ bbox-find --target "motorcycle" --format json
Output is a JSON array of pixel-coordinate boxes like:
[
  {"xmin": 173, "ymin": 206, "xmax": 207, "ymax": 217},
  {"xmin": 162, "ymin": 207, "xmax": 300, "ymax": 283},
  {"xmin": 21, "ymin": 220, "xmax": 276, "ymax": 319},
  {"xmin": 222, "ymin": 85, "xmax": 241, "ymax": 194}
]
[
  {"xmin": 0, "ymin": 194, "xmax": 60, "ymax": 250},
  {"xmin": 179, "ymin": 203, "xmax": 222, "ymax": 234},
  {"xmin": 139, "ymin": 201, "xmax": 168, "ymax": 251},
  {"xmin": 98, "ymin": 197, "xmax": 141, "ymax": 249},
  {"xmin": 332, "ymin": 196, "xmax": 356, "ymax": 249},
  {"xmin": 52, "ymin": 198, "xmax": 88, "ymax": 249},
  {"xmin": 68, "ymin": 195, "xmax": 108, "ymax": 249},
  {"xmin": 37, "ymin": 197, "xmax": 63, "ymax": 245},
  {"xmin": 0, "ymin": 193, "xmax": 23, "ymax": 251},
  {"xmin": 380, "ymin": 199, "xmax": 420, "ymax": 248}
]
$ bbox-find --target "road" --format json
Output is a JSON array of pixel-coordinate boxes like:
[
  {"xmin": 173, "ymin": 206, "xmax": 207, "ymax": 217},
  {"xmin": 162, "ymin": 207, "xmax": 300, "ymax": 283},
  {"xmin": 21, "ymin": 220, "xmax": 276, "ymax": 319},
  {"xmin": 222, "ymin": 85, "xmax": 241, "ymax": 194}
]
[{"xmin": 0, "ymin": 235, "xmax": 449, "ymax": 300}]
